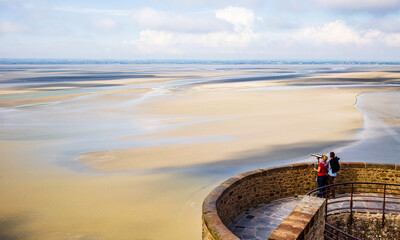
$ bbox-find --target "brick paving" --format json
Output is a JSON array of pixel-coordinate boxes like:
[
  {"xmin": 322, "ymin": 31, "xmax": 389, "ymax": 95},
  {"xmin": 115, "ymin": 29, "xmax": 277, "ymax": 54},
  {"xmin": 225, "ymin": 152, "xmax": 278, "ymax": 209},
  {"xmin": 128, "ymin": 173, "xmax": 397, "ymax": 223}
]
[
  {"xmin": 227, "ymin": 193, "xmax": 400, "ymax": 240},
  {"xmin": 227, "ymin": 197, "xmax": 302, "ymax": 240}
]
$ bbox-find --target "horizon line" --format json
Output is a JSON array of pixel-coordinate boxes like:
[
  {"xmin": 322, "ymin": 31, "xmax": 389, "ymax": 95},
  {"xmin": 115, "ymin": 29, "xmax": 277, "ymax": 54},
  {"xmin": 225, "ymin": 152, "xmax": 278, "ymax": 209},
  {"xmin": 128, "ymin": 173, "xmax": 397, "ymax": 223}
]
[{"xmin": 1, "ymin": 58, "xmax": 400, "ymax": 65}]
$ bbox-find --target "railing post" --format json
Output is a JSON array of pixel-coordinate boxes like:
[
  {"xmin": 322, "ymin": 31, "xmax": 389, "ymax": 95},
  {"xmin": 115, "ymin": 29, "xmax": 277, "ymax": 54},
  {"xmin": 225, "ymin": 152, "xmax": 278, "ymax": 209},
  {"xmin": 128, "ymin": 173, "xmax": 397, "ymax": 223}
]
[
  {"xmin": 308, "ymin": 182, "xmax": 399, "ymax": 240},
  {"xmin": 350, "ymin": 183, "xmax": 353, "ymax": 225},
  {"xmin": 325, "ymin": 185, "xmax": 328, "ymax": 221},
  {"xmin": 382, "ymin": 184, "xmax": 386, "ymax": 228}
]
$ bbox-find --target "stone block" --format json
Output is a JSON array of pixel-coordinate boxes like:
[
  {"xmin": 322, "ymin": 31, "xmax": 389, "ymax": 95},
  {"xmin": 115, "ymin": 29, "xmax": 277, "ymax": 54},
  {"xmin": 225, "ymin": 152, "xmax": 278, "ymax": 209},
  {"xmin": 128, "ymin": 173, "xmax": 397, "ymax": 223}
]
[{"xmin": 268, "ymin": 230, "xmax": 296, "ymax": 240}]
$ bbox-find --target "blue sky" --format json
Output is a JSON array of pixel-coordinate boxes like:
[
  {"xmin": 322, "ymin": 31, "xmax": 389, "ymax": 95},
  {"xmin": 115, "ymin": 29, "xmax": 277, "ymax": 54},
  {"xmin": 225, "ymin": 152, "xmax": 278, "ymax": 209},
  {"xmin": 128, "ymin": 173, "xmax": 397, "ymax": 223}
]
[{"xmin": 1, "ymin": 0, "xmax": 400, "ymax": 60}]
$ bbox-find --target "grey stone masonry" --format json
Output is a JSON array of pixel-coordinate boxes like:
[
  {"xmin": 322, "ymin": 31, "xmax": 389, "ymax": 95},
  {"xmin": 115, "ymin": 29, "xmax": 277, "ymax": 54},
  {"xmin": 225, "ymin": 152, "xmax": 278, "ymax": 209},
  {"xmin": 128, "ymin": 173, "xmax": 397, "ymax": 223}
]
[
  {"xmin": 268, "ymin": 196, "xmax": 325, "ymax": 240},
  {"xmin": 228, "ymin": 197, "xmax": 302, "ymax": 240}
]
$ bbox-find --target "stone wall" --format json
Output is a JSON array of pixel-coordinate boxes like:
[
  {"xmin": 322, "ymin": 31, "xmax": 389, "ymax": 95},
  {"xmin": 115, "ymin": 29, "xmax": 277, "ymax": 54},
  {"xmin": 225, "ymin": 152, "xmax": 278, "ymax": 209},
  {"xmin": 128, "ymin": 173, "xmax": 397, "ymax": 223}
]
[
  {"xmin": 327, "ymin": 212, "xmax": 400, "ymax": 239},
  {"xmin": 202, "ymin": 162, "xmax": 400, "ymax": 240},
  {"xmin": 269, "ymin": 196, "xmax": 325, "ymax": 240}
]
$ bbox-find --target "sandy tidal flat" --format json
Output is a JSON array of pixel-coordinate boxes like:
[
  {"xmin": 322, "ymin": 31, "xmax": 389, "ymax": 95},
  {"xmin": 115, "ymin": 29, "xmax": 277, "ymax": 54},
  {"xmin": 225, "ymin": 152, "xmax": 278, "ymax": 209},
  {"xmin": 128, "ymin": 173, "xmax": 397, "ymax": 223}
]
[
  {"xmin": 81, "ymin": 88, "xmax": 365, "ymax": 171},
  {"xmin": 0, "ymin": 64, "xmax": 399, "ymax": 240}
]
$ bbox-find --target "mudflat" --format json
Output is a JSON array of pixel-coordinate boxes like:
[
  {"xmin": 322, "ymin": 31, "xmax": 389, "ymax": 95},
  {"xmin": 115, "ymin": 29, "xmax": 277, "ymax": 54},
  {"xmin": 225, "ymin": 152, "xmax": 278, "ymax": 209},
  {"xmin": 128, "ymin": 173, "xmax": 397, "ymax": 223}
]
[{"xmin": 0, "ymin": 64, "xmax": 399, "ymax": 239}]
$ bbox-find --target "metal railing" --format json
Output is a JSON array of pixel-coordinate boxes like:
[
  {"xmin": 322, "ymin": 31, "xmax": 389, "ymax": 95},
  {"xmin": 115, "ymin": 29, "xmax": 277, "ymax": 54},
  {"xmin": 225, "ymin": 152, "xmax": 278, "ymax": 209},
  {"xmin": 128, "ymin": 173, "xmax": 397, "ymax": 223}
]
[
  {"xmin": 307, "ymin": 182, "xmax": 400, "ymax": 240},
  {"xmin": 324, "ymin": 223, "xmax": 361, "ymax": 240}
]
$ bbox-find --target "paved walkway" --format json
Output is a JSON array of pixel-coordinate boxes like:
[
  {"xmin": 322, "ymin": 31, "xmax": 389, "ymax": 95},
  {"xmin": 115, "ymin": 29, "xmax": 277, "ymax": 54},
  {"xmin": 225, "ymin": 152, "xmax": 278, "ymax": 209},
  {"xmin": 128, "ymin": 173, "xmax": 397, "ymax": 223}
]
[
  {"xmin": 227, "ymin": 193, "xmax": 400, "ymax": 240},
  {"xmin": 327, "ymin": 193, "xmax": 400, "ymax": 215},
  {"xmin": 227, "ymin": 197, "xmax": 302, "ymax": 240}
]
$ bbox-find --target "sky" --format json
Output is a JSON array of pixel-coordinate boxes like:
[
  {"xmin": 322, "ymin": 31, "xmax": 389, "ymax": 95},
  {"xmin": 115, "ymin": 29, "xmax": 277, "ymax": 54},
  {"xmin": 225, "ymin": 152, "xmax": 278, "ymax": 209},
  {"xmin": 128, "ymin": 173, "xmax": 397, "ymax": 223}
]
[{"xmin": 1, "ymin": 0, "xmax": 400, "ymax": 60}]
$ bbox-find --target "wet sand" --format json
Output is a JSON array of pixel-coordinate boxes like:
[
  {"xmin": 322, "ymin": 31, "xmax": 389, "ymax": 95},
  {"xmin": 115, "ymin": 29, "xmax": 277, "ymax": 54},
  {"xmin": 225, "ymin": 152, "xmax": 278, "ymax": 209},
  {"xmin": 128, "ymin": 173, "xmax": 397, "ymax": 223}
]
[
  {"xmin": 81, "ymin": 88, "xmax": 365, "ymax": 171},
  {"xmin": 0, "ymin": 64, "xmax": 399, "ymax": 239}
]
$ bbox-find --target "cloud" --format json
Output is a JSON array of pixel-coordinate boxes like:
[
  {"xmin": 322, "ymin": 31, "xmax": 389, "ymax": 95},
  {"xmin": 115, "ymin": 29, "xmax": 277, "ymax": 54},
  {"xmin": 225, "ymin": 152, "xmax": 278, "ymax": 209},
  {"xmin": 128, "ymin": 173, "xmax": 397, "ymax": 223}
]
[
  {"xmin": 292, "ymin": 19, "xmax": 400, "ymax": 49},
  {"xmin": 126, "ymin": 7, "xmax": 262, "ymax": 56},
  {"xmin": 171, "ymin": 0, "xmax": 264, "ymax": 8},
  {"xmin": 215, "ymin": 6, "xmax": 260, "ymax": 33},
  {"xmin": 294, "ymin": 20, "xmax": 371, "ymax": 45},
  {"xmin": 273, "ymin": 0, "xmax": 310, "ymax": 12},
  {"xmin": 362, "ymin": 18, "xmax": 400, "ymax": 33},
  {"xmin": 384, "ymin": 33, "xmax": 400, "ymax": 47},
  {"xmin": 125, "ymin": 11, "xmax": 400, "ymax": 58},
  {"xmin": 126, "ymin": 29, "xmax": 258, "ymax": 56},
  {"xmin": 265, "ymin": 17, "xmax": 299, "ymax": 30},
  {"xmin": 0, "ymin": 0, "xmax": 35, "ymax": 9},
  {"xmin": 92, "ymin": 18, "xmax": 118, "ymax": 31},
  {"xmin": 131, "ymin": 8, "xmax": 230, "ymax": 33},
  {"xmin": 53, "ymin": 7, "xmax": 131, "ymax": 16},
  {"xmin": 314, "ymin": 0, "xmax": 400, "ymax": 13},
  {"xmin": 0, "ymin": 21, "xmax": 29, "ymax": 34}
]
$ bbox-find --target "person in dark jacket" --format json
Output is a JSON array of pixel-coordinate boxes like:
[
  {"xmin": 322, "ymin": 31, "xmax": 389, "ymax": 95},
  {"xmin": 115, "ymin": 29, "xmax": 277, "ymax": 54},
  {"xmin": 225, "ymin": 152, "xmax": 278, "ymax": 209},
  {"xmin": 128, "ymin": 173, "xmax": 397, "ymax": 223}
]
[{"xmin": 327, "ymin": 152, "xmax": 340, "ymax": 198}]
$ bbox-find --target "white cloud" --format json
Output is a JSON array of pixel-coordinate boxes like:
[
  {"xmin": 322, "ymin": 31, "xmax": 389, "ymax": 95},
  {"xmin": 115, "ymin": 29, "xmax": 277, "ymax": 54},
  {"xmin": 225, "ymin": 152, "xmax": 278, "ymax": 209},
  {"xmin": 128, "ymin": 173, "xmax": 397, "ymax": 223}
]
[
  {"xmin": 292, "ymin": 20, "xmax": 400, "ymax": 50},
  {"xmin": 173, "ymin": 0, "xmax": 264, "ymax": 7},
  {"xmin": 273, "ymin": 0, "xmax": 310, "ymax": 12},
  {"xmin": 131, "ymin": 8, "xmax": 230, "ymax": 33},
  {"xmin": 265, "ymin": 17, "xmax": 299, "ymax": 30},
  {"xmin": 384, "ymin": 33, "xmax": 400, "ymax": 47},
  {"xmin": 125, "ymin": 30, "xmax": 182, "ymax": 55},
  {"xmin": 315, "ymin": 0, "xmax": 400, "ymax": 13},
  {"xmin": 126, "ymin": 14, "xmax": 400, "ymax": 58},
  {"xmin": 53, "ymin": 7, "xmax": 131, "ymax": 16},
  {"xmin": 294, "ymin": 20, "xmax": 371, "ymax": 45},
  {"xmin": 93, "ymin": 18, "xmax": 118, "ymax": 31},
  {"xmin": 215, "ymin": 6, "xmax": 259, "ymax": 33},
  {"xmin": 0, "ymin": 21, "xmax": 29, "ymax": 34},
  {"xmin": 127, "ymin": 7, "xmax": 262, "ymax": 55},
  {"xmin": 362, "ymin": 18, "xmax": 400, "ymax": 33},
  {"xmin": 127, "ymin": 29, "xmax": 257, "ymax": 55}
]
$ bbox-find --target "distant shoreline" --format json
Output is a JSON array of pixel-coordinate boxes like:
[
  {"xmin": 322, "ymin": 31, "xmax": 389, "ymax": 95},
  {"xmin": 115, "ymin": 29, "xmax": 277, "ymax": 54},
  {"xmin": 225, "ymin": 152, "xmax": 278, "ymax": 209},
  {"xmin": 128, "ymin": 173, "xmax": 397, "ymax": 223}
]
[{"xmin": 1, "ymin": 58, "xmax": 400, "ymax": 65}]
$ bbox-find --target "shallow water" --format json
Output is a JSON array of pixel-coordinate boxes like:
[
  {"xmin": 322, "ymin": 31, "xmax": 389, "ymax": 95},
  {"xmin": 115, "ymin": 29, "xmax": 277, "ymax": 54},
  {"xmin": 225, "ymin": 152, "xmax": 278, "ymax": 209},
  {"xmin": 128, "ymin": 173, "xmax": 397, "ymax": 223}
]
[
  {"xmin": 0, "ymin": 64, "xmax": 399, "ymax": 239},
  {"xmin": 338, "ymin": 92, "xmax": 400, "ymax": 163}
]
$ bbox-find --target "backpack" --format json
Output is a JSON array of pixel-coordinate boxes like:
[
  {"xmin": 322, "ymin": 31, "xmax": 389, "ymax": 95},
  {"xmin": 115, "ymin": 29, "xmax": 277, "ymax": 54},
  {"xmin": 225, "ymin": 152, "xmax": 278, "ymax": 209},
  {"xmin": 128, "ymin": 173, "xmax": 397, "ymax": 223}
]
[{"xmin": 330, "ymin": 157, "xmax": 340, "ymax": 173}]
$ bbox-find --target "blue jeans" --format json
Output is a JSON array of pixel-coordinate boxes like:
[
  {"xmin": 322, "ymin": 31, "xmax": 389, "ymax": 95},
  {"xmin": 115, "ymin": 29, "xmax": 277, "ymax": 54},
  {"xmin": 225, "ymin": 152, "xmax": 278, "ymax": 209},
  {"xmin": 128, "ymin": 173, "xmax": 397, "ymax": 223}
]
[{"xmin": 317, "ymin": 175, "xmax": 328, "ymax": 197}]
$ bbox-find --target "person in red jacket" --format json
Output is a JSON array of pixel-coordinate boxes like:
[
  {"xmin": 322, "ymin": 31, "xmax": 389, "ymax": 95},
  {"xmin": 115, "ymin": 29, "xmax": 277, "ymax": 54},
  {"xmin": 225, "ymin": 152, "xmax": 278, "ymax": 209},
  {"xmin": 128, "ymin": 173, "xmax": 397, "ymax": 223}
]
[{"xmin": 314, "ymin": 155, "xmax": 328, "ymax": 197}]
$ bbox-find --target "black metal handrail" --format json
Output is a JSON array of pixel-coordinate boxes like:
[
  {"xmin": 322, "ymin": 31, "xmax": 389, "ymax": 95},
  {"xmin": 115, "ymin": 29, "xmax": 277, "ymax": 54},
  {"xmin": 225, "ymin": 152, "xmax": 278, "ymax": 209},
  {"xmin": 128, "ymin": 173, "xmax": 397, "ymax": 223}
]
[
  {"xmin": 307, "ymin": 182, "xmax": 400, "ymax": 240},
  {"xmin": 324, "ymin": 223, "xmax": 361, "ymax": 240}
]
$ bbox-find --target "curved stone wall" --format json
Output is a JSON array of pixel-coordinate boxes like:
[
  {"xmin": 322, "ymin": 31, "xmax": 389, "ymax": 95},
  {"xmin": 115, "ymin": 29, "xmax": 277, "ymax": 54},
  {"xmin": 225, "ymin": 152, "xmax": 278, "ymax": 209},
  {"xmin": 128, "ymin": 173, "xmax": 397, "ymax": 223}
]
[{"xmin": 202, "ymin": 162, "xmax": 400, "ymax": 240}]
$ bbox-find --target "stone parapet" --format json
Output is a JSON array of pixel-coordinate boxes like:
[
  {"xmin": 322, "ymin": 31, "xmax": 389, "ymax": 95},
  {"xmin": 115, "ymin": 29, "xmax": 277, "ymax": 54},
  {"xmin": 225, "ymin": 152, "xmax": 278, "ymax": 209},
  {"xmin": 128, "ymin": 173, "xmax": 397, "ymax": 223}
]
[
  {"xmin": 202, "ymin": 162, "xmax": 400, "ymax": 240},
  {"xmin": 269, "ymin": 196, "xmax": 325, "ymax": 240}
]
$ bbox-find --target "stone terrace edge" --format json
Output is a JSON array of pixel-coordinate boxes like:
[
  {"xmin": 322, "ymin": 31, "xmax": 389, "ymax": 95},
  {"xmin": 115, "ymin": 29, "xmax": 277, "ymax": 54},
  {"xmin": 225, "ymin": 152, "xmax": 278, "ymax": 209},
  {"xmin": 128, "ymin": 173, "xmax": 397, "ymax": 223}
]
[{"xmin": 202, "ymin": 162, "xmax": 400, "ymax": 240}]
